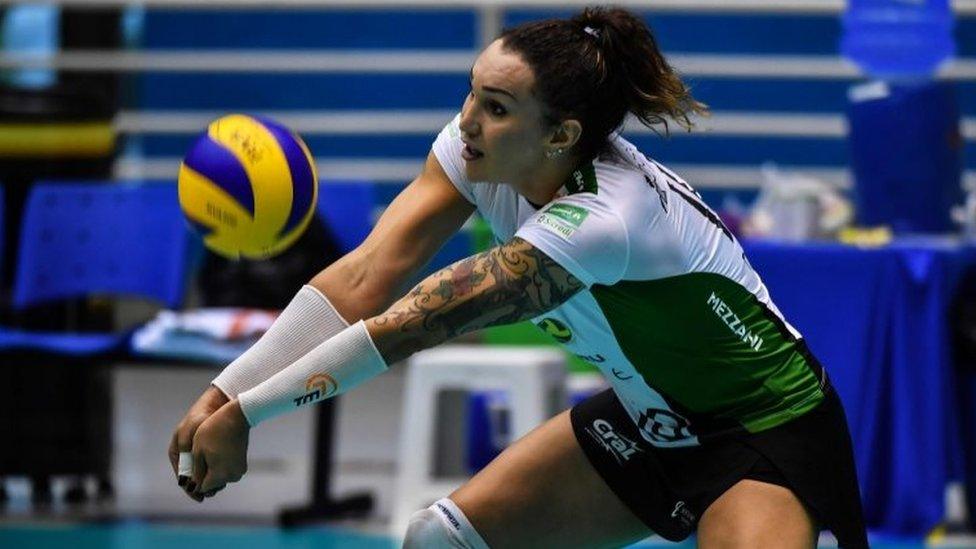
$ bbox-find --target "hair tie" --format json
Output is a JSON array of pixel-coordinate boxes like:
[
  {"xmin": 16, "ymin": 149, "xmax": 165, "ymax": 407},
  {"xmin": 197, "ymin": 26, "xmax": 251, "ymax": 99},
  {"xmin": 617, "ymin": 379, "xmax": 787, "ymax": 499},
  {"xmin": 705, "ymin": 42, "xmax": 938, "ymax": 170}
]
[{"xmin": 583, "ymin": 25, "xmax": 601, "ymax": 39}]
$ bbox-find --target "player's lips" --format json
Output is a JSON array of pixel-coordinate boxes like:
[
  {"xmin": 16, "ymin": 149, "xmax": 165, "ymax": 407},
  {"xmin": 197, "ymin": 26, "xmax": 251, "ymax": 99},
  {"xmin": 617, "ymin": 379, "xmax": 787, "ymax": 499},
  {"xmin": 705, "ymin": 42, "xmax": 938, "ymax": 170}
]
[{"xmin": 461, "ymin": 142, "xmax": 484, "ymax": 161}]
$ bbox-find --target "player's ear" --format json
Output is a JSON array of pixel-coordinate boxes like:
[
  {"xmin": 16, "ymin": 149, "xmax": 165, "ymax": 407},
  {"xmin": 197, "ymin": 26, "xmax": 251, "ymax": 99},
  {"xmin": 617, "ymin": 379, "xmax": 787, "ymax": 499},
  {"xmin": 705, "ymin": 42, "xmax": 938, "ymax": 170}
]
[{"xmin": 547, "ymin": 119, "xmax": 582, "ymax": 155}]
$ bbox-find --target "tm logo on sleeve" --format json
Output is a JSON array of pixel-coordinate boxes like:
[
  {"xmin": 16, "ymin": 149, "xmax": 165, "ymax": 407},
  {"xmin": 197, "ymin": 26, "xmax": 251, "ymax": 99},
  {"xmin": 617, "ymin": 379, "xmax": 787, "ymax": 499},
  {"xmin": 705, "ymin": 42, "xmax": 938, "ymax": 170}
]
[{"xmin": 294, "ymin": 373, "xmax": 338, "ymax": 407}]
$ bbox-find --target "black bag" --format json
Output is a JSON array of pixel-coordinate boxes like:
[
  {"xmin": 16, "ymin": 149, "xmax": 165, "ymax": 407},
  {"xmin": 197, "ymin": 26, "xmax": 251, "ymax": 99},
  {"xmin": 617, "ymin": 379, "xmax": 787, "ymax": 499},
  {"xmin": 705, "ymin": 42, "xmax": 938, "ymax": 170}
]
[
  {"xmin": 951, "ymin": 264, "xmax": 976, "ymax": 530},
  {"xmin": 197, "ymin": 217, "xmax": 346, "ymax": 309}
]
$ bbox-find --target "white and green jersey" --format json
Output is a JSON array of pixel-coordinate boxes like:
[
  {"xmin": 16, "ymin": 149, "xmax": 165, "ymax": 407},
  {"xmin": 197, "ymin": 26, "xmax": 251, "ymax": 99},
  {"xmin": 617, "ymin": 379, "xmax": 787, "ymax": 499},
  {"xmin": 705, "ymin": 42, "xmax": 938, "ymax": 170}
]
[{"xmin": 433, "ymin": 115, "xmax": 827, "ymax": 448}]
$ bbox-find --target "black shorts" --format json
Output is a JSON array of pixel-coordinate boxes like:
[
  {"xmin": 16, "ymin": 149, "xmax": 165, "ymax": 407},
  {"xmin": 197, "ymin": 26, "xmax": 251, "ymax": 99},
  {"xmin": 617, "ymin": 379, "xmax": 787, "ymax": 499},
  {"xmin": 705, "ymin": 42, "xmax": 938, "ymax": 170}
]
[{"xmin": 571, "ymin": 387, "xmax": 869, "ymax": 548}]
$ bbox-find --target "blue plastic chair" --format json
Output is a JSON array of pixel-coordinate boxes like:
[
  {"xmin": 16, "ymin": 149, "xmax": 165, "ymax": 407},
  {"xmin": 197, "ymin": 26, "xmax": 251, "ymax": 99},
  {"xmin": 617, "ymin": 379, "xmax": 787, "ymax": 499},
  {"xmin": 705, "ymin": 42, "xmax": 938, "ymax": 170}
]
[
  {"xmin": 124, "ymin": 180, "xmax": 374, "ymax": 365},
  {"xmin": 0, "ymin": 181, "xmax": 190, "ymax": 355},
  {"xmin": 316, "ymin": 180, "xmax": 375, "ymax": 254}
]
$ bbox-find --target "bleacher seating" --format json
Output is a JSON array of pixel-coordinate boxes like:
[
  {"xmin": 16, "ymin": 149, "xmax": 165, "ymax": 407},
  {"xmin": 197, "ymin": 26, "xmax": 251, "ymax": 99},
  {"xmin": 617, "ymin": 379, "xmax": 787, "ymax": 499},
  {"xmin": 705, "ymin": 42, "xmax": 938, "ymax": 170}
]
[{"xmin": 115, "ymin": 5, "xmax": 976, "ymax": 216}]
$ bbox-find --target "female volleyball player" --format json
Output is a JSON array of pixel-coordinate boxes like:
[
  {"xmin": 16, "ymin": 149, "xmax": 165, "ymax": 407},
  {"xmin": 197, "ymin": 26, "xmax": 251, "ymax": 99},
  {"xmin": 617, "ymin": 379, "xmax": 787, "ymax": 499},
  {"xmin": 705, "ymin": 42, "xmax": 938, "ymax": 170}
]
[{"xmin": 169, "ymin": 7, "xmax": 868, "ymax": 548}]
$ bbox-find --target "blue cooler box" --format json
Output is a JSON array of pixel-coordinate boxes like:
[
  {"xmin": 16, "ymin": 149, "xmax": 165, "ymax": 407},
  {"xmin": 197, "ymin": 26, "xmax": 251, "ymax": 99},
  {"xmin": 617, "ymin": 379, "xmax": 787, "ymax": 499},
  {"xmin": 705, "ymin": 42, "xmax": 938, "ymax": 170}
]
[{"xmin": 847, "ymin": 80, "xmax": 964, "ymax": 233}]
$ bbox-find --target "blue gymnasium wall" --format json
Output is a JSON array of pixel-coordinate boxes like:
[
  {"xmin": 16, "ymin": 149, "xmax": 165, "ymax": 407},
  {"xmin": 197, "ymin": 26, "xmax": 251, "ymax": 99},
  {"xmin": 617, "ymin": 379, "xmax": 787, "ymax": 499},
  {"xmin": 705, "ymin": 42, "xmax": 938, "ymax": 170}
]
[{"xmin": 127, "ymin": 8, "xmax": 976, "ymax": 210}]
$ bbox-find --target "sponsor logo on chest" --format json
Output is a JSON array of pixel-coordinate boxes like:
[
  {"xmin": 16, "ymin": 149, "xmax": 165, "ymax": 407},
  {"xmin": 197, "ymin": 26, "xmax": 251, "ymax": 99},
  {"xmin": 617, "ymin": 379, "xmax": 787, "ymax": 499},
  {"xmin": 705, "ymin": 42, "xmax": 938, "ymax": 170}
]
[{"xmin": 536, "ymin": 203, "xmax": 590, "ymax": 241}]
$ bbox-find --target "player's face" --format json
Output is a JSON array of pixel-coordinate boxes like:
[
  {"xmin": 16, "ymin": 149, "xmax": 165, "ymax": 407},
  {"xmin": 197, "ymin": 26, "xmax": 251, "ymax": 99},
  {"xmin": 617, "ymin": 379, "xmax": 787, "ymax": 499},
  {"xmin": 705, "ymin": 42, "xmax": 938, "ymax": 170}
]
[{"xmin": 459, "ymin": 39, "xmax": 553, "ymax": 185}]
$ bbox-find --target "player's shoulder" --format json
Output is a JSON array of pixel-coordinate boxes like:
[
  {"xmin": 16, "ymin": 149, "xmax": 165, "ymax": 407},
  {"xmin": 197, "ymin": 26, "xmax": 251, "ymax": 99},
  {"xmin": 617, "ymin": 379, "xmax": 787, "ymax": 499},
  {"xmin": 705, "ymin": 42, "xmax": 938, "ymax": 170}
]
[
  {"xmin": 445, "ymin": 112, "xmax": 462, "ymax": 137},
  {"xmin": 431, "ymin": 113, "xmax": 479, "ymax": 204},
  {"xmin": 586, "ymin": 139, "xmax": 671, "ymax": 220}
]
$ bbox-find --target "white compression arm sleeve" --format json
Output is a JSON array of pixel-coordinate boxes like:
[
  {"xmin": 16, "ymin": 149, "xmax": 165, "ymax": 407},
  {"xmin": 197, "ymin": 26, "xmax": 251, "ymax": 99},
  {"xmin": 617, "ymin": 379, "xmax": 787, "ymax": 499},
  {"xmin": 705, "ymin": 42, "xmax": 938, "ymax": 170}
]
[
  {"xmin": 237, "ymin": 320, "xmax": 388, "ymax": 427},
  {"xmin": 212, "ymin": 285, "xmax": 349, "ymax": 398}
]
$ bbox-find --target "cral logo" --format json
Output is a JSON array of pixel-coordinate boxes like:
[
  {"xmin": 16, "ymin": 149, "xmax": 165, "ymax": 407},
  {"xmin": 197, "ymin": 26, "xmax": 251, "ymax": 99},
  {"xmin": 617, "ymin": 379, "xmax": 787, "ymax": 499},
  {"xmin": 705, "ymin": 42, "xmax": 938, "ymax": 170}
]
[
  {"xmin": 587, "ymin": 419, "xmax": 642, "ymax": 464},
  {"xmin": 293, "ymin": 373, "xmax": 338, "ymax": 407}
]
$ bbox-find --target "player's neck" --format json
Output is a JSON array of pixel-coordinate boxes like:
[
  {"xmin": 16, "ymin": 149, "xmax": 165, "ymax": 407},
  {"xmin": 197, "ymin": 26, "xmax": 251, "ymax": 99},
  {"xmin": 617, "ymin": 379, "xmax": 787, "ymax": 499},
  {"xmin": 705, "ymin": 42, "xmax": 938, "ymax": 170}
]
[{"xmin": 512, "ymin": 157, "xmax": 577, "ymax": 206}]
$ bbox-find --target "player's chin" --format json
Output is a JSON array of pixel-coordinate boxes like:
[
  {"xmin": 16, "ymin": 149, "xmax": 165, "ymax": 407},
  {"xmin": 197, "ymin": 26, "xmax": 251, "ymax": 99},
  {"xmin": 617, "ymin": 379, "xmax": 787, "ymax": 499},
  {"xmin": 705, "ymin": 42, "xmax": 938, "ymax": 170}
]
[{"xmin": 463, "ymin": 159, "xmax": 489, "ymax": 181}]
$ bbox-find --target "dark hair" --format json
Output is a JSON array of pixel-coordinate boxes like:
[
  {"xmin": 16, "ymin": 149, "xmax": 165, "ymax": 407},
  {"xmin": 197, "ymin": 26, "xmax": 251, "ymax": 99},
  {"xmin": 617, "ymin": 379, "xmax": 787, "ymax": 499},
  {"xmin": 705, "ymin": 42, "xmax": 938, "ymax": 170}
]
[{"xmin": 500, "ymin": 6, "xmax": 709, "ymax": 162}]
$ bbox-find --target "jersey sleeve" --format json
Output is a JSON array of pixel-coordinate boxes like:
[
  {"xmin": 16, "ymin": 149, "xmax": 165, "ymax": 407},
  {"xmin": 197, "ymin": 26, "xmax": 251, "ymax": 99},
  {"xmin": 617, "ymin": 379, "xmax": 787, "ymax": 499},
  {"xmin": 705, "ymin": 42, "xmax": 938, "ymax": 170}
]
[
  {"xmin": 431, "ymin": 114, "xmax": 476, "ymax": 205},
  {"xmin": 514, "ymin": 193, "xmax": 630, "ymax": 288}
]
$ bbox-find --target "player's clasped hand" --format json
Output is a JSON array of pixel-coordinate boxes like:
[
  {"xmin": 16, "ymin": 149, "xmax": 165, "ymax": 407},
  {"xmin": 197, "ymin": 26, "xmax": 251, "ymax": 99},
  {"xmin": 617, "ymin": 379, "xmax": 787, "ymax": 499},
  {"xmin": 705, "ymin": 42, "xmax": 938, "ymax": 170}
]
[
  {"xmin": 188, "ymin": 399, "xmax": 251, "ymax": 501},
  {"xmin": 168, "ymin": 385, "xmax": 241, "ymax": 502}
]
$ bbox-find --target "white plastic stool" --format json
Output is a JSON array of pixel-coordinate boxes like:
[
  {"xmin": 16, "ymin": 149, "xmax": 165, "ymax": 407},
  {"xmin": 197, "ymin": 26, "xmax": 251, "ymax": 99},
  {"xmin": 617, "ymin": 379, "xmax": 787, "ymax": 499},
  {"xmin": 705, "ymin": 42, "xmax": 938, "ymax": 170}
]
[{"xmin": 390, "ymin": 345, "xmax": 567, "ymax": 536}]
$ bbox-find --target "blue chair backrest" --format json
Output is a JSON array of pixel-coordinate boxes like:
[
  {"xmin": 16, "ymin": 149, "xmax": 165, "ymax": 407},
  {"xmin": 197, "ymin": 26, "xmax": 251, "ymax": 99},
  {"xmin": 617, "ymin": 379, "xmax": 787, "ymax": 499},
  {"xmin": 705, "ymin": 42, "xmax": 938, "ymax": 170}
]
[
  {"xmin": 317, "ymin": 180, "xmax": 375, "ymax": 254},
  {"xmin": 13, "ymin": 181, "xmax": 190, "ymax": 310}
]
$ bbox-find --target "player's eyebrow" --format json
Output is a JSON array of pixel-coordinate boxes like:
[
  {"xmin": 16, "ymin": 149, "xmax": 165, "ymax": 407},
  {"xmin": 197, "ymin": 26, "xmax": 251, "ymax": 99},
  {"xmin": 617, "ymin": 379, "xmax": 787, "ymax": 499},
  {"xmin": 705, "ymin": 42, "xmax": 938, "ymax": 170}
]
[{"xmin": 469, "ymin": 67, "xmax": 519, "ymax": 102}]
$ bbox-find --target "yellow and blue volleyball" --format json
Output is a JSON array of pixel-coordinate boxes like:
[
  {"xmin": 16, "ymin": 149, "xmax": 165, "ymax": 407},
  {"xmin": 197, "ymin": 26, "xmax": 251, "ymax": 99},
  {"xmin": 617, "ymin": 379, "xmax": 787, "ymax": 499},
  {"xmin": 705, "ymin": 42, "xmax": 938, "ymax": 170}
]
[{"xmin": 177, "ymin": 114, "xmax": 318, "ymax": 260}]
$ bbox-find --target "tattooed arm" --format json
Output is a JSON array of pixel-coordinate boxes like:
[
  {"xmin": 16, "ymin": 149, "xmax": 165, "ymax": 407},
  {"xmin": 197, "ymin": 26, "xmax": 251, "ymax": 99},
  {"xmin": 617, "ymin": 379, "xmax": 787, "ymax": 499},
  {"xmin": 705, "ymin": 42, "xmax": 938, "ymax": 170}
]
[{"xmin": 365, "ymin": 236, "xmax": 584, "ymax": 364}]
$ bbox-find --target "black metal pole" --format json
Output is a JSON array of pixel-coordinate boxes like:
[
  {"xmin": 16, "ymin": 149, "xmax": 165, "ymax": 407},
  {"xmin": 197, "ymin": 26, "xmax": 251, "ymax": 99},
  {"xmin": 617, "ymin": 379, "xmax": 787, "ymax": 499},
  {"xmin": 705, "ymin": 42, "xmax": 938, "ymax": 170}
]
[{"xmin": 277, "ymin": 397, "xmax": 374, "ymax": 527}]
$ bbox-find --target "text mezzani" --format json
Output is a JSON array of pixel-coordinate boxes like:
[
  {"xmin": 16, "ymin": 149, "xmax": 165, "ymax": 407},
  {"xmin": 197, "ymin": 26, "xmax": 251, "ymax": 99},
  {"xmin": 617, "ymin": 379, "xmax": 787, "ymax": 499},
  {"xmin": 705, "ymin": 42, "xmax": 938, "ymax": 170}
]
[{"xmin": 706, "ymin": 292, "xmax": 763, "ymax": 351}]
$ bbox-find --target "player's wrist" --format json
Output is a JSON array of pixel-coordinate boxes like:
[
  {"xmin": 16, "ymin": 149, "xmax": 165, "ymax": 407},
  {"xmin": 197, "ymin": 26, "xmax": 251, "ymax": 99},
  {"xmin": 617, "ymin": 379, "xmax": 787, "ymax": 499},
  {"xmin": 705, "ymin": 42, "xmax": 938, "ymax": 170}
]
[
  {"xmin": 214, "ymin": 398, "xmax": 251, "ymax": 430},
  {"xmin": 204, "ymin": 384, "xmax": 232, "ymax": 410}
]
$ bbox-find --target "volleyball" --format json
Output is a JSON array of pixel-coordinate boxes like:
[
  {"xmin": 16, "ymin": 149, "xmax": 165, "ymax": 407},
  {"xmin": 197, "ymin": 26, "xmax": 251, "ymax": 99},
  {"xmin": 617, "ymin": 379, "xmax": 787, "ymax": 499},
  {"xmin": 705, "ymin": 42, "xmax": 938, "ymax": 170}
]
[{"xmin": 178, "ymin": 114, "xmax": 318, "ymax": 260}]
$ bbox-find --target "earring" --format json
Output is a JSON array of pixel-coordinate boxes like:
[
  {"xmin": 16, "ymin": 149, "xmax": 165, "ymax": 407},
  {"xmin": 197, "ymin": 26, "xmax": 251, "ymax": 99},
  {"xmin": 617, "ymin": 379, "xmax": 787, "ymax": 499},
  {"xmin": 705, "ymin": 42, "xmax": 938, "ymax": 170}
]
[{"xmin": 546, "ymin": 148, "xmax": 564, "ymax": 159}]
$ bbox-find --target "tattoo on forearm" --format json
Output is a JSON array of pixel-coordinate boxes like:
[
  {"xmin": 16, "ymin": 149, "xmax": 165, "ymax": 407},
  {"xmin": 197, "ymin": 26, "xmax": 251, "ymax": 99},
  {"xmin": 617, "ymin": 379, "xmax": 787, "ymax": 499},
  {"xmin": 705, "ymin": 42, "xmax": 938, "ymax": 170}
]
[{"xmin": 373, "ymin": 237, "xmax": 583, "ymax": 361}]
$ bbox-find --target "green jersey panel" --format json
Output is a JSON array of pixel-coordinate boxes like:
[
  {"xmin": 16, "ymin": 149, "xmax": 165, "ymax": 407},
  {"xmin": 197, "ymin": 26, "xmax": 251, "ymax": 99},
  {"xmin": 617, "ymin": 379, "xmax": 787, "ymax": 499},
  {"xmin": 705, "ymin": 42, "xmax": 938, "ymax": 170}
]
[{"xmin": 592, "ymin": 273, "xmax": 825, "ymax": 434}]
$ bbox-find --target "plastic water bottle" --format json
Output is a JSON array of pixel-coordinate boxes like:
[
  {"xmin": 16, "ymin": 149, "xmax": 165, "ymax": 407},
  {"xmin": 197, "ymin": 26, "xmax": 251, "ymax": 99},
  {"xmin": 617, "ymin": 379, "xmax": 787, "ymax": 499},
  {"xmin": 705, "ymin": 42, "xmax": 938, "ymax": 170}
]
[
  {"xmin": 957, "ymin": 186, "xmax": 976, "ymax": 241},
  {"xmin": 841, "ymin": 0, "xmax": 956, "ymax": 80}
]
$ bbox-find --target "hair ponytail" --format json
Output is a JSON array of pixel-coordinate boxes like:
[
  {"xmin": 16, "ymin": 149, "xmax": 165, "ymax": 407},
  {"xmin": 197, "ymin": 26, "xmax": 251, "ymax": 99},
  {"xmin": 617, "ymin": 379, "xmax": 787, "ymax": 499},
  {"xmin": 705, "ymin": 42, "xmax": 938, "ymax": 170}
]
[{"xmin": 501, "ymin": 6, "xmax": 709, "ymax": 161}]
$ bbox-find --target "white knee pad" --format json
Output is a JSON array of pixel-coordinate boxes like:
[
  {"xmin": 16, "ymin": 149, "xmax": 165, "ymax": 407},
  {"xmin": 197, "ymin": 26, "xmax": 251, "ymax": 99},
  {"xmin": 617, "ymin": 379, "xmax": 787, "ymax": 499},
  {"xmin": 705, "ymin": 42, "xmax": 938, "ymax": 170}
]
[{"xmin": 402, "ymin": 498, "xmax": 490, "ymax": 549}]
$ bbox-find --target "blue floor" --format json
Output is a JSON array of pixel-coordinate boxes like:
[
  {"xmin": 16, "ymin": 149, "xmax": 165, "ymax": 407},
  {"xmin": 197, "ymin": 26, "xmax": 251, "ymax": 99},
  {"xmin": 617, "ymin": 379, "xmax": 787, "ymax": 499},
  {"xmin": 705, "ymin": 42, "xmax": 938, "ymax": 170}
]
[
  {"xmin": 0, "ymin": 523, "xmax": 955, "ymax": 548},
  {"xmin": 0, "ymin": 524, "xmax": 397, "ymax": 549}
]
